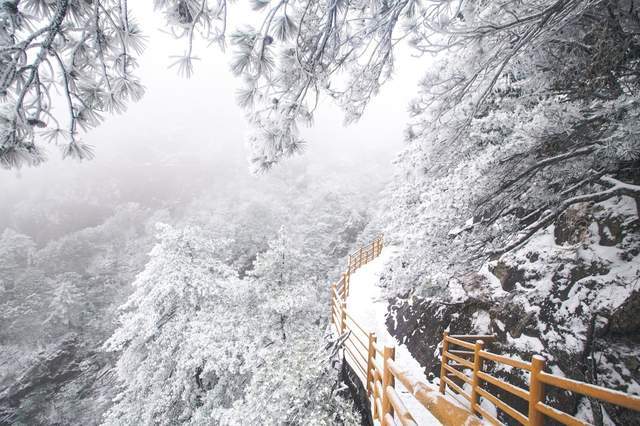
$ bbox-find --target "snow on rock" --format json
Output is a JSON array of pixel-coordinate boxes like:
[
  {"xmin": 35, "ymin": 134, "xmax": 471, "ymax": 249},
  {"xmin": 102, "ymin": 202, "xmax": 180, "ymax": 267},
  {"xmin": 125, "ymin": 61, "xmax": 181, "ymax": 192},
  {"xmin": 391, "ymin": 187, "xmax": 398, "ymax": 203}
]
[
  {"xmin": 387, "ymin": 196, "xmax": 640, "ymax": 425},
  {"xmin": 345, "ymin": 246, "xmax": 443, "ymax": 425}
]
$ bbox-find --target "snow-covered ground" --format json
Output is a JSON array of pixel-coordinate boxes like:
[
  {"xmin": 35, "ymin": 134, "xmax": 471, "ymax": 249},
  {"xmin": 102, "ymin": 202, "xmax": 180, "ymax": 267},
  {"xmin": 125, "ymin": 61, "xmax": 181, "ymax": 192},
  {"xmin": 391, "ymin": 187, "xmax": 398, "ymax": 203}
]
[{"xmin": 345, "ymin": 246, "xmax": 442, "ymax": 425}]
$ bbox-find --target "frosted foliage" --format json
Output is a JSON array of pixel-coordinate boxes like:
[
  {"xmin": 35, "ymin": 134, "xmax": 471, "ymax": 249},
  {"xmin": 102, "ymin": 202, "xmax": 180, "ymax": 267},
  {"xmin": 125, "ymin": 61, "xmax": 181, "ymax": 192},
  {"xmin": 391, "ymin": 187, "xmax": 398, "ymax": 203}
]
[
  {"xmin": 0, "ymin": 0, "xmax": 146, "ymax": 168},
  {"xmin": 103, "ymin": 224, "xmax": 358, "ymax": 425},
  {"xmin": 7, "ymin": 0, "xmax": 640, "ymax": 174},
  {"xmin": 103, "ymin": 224, "xmax": 245, "ymax": 424},
  {"xmin": 0, "ymin": 228, "xmax": 35, "ymax": 270},
  {"xmin": 363, "ymin": 0, "xmax": 640, "ymax": 294},
  {"xmin": 43, "ymin": 274, "xmax": 82, "ymax": 328}
]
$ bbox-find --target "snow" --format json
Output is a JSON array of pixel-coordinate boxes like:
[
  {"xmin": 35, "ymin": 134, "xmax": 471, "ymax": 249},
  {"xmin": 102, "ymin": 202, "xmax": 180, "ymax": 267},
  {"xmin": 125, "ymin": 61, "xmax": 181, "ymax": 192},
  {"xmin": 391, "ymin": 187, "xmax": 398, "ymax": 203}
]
[
  {"xmin": 471, "ymin": 310, "xmax": 491, "ymax": 334},
  {"xmin": 344, "ymin": 246, "xmax": 443, "ymax": 425}
]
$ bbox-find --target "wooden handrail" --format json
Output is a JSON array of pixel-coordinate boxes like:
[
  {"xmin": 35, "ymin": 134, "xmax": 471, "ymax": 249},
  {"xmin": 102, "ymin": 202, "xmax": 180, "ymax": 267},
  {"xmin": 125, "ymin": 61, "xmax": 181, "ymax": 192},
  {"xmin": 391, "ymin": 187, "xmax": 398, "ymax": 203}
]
[
  {"xmin": 441, "ymin": 337, "xmax": 640, "ymax": 425},
  {"xmin": 538, "ymin": 371, "xmax": 640, "ymax": 411},
  {"xmin": 478, "ymin": 349, "xmax": 532, "ymax": 371},
  {"xmin": 445, "ymin": 335, "xmax": 478, "ymax": 350},
  {"xmin": 332, "ymin": 236, "xmax": 483, "ymax": 426},
  {"xmin": 332, "ymin": 235, "xmax": 640, "ymax": 426},
  {"xmin": 477, "ymin": 371, "xmax": 530, "ymax": 401},
  {"xmin": 450, "ymin": 334, "xmax": 498, "ymax": 343},
  {"xmin": 385, "ymin": 385, "xmax": 417, "ymax": 426}
]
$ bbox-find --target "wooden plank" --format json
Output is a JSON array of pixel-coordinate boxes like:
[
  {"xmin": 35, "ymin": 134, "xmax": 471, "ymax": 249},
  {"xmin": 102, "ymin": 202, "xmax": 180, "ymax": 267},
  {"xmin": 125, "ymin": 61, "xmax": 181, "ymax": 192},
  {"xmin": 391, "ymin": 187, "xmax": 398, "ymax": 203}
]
[
  {"xmin": 375, "ymin": 380, "xmax": 385, "ymax": 416},
  {"xmin": 446, "ymin": 349, "xmax": 475, "ymax": 357},
  {"xmin": 345, "ymin": 345, "xmax": 367, "ymax": 374},
  {"xmin": 345, "ymin": 311, "xmax": 370, "ymax": 338},
  {"xmin": 446, "ymin": 336, "xmax": 476, "ymax": 350},
  {"xmin": 385, "ymin": 385, "xmax": 417, "ymax": 426},
  {"xmin": 538, "ymin": 371, "xmax": 640, "ymax": 411},
  {"xmin": 344, "ymin": 350, "xmax": 367, "ymax": 384},
  {"xmin": 476, "ymin": 387, "xmax": 528, "ymax": 425},
  {"xmin": 445, "ymin": 351, "xmax": 474, "ymax": 369},
  {"xmin": 344, "ymin": 338, "xmax": 368, "ymax": 365},
  {"xmin": 479, "ymin": 350, "xmax": 532, "ymax": 371},
  {"xmin": 331, "ymin": 313, "xmax": 341, "ymax": 328},
  {"xmin": 450, "ymin": 334, "xmax": 498, "ymax": 343},
  {"xmin": 371, "ymin": 361, "xmax": 383, "ymax": 380},
  {"xmin": 332, "ymin": 287, "xmax": 343, "ymax": 300},
  {"xmin": 444, "ymin": 363, "xmax": 471, "ymax": 384},
  {"xmin": 347, "ymin": 329, "xmax": 369, "ymax": 352},
  {"xmin": 387, "ymin": 358, "xmax": 485, "ymax": 426},
  {"xmin": 383, "ymin": 413, "xmax": 395, "ymax": 426},
  {"xmin": 443, "ymin": 376, "xmax": 471, "ymax": 401},
  {"xmin": 477, "ymin": 371, "xmax": 530, "ymax": 401}
]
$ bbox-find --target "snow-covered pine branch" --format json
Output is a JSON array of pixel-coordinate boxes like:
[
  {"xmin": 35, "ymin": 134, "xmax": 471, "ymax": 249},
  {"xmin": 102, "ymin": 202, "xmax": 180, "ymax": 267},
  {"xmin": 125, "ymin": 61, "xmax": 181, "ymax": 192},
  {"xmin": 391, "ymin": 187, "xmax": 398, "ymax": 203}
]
[
  {"xmin": 0, "ymin": 0, "xmax": 145, "ymax": 169},
  {"xmin": 490, "ymin": 176, "xmax": 640, "ymax": 255}
]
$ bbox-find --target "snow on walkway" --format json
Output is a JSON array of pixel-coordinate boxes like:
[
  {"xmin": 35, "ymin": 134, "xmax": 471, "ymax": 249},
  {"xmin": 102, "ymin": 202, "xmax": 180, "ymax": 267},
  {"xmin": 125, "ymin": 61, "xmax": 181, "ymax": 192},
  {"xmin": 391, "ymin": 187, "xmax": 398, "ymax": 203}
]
[{"xmin": 345, "ymin": 246, "xmax": 442, "ymax": 425}]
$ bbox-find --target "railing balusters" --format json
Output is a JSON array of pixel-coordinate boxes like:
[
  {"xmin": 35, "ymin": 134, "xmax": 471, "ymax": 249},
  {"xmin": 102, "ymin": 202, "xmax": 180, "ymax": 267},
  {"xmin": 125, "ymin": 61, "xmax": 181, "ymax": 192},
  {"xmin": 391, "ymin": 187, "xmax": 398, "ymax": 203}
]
[
  {"xmin": 366, "ymin": 332, "xmax": 377, "ymax": 396},
  {"xmin": 382, "ymin": 345, "xmax": 396, "ymax": 423},
  {"xmin": 529, "ymin": 355, "xmax": 545, "ymax": 426},
  {"xmin": 470, "ymin": 339, "xmax": 484, "ymax": 416},
  {"xmin": 439, "ymin": 331, "xmax": 449, "ymax": 394}
]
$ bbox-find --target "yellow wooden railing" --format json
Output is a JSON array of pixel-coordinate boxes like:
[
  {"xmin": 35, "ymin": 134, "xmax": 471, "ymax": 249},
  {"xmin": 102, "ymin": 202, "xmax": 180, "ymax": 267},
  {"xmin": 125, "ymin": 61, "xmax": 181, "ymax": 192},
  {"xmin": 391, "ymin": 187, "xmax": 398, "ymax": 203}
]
[
  {"xmin": 440, "ymin": 333, "xmax": 640, "ymax": 425},
  {"xmin": 331, "ymin": 236, "xmax": 482, "ymax": 426},
  {"xmin": 331, "ymin": 236, "xmax": 640, "ymax": 426}
]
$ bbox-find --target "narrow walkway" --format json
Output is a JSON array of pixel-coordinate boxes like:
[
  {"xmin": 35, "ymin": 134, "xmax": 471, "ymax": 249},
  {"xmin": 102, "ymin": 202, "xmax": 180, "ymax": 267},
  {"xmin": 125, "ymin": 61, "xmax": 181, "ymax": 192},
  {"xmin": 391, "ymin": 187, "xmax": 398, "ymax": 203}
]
[{"xmin": 345, "ymin": 247, "xmax": 442, "ymax": 425}]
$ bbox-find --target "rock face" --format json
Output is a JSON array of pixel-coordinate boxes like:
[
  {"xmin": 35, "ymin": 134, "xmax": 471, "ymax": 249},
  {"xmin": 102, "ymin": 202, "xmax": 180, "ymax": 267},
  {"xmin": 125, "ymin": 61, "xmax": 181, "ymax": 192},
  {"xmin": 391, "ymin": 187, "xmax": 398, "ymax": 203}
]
[
  {"xmin": 0, "ymin": 335, "xmax": 81, "ymax": 424},
  {"xmin": 386, "ymin": 196, "xmax": 640, "ymax": 425},
  {"xmin": 0, "ymin": 335, "xmax": 116, "ymax": 426}
]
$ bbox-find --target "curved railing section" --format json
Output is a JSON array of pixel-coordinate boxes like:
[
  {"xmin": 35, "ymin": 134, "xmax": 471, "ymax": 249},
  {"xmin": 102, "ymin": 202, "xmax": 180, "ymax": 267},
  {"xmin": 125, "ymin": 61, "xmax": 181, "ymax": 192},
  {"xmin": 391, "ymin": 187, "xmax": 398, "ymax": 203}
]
[
  {"xmin": 330, "ymin": 236, "xmax": 640, "ymax": 426},
  {"xmin": 331, "ymin": 236, "xmax": 482, "ymax": 426}
]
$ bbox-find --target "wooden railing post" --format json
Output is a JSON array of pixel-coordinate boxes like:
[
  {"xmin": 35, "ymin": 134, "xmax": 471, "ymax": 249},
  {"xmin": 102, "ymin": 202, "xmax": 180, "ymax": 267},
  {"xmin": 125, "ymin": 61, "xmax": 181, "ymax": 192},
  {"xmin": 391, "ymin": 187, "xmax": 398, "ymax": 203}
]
[
  {"xmin": 358, "ymin": 247, "xmax": 363, "ymax": 268},
  {"xmin": 366, "ymin": 332, "xmax": 377, "ymax": 396},
  {"xmin": 439, "ymin": 331, "xmax": 449, "ymax": 394},
  {"xmin": 470, "ymin": 339, "xmax": 484, "ymax": 415},
  {"xmin": 330, "ymin": 283, "xmax": 336, "ymax": 325},
  {"xmin": 342, "ymin": 272, "xmax": 349, "ymax": 298},
  {"xmin": 529, "ymin": 355, "xmax": 545, "ymax": 426},
  {"xmin": 348, "ymin": 254, "xmax": 352, "ymax": 272},
  {"xmin": 382, "ymin": 345, "xmax": 396, "ymax": 422},
  {"xmin": 341, "ymin": 301, "xmax": 347, "ymax": 334}
]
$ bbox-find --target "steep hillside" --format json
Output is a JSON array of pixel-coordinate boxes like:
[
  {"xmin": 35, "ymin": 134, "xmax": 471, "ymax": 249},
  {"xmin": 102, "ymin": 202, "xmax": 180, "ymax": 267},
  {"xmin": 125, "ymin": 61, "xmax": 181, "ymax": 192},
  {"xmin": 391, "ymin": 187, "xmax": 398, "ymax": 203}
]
[{"xmin": 377, "ymin": 195, "xmax": 639, "ymax": 424}]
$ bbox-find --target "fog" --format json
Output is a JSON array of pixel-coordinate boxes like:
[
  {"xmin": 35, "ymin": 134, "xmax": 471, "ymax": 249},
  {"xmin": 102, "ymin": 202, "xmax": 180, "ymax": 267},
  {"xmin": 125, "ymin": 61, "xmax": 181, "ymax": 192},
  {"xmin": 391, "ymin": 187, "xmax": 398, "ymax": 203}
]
[
  {"xmin": 0, "ymin": 4, "xmax": 431, "ymax": 423},
  {"xmin": 0, "ymin": 2, "xmax": 424, "ymax": 241}
]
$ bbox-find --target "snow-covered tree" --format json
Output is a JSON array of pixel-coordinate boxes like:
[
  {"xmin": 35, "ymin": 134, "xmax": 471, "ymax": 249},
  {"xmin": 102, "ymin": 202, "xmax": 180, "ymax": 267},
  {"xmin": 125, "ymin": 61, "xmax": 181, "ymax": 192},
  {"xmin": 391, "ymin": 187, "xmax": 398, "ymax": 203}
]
[
  {"xmin": 103, "ymin": 224, "xmax": 253, "ymax": 424},
  {"xmin": 0, "ymin": 228, "xmax": 35, "ymax": 271},
  {"xmin": 230, "ymin": 226, "xmax": 358, "ymax": 424},
  {"xmin": 104, "ymin": 223, "xmax": 358, "ymax": 424},
  {"xmin": 249, "ymin": 226, "xmax": 317, "ymax": 341},
  {"xmin": 0, "ymin": 0, "xmax": 146, "ymax": 168},
  {"xmin": 356, "ymin": 0, "xmax": 640, "ymax": 294},
  {"xmin": 6, "ymin": 0, "xmax": 639, "ymax": 179},
  {"xmin": 43, "ymin": 272, "xmax": 82, "ymax": 329}
]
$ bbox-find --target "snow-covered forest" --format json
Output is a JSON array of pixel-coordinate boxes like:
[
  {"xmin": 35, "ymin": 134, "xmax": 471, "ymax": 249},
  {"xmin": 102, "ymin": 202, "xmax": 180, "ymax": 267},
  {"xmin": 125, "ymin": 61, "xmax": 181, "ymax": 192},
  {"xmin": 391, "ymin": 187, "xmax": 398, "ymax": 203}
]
[{"xmin": 1, "ymin": 0, "xmax": 640, "ymax": 425}]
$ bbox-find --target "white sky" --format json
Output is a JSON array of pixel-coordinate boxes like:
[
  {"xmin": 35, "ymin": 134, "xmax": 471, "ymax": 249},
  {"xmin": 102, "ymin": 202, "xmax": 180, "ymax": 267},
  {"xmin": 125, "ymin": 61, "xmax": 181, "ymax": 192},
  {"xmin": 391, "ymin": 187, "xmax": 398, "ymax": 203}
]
[{"xmin": 0, "ymin": 2, "xmax": 427, "ymax": 201}]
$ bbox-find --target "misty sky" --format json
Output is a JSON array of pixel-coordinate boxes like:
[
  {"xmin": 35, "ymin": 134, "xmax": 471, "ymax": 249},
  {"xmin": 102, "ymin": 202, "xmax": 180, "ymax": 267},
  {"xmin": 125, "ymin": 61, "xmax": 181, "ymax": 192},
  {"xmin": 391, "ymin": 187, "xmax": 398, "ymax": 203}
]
[{"xmin": 0, "ymin": 2, "xmax": 426, "ymax": 203}]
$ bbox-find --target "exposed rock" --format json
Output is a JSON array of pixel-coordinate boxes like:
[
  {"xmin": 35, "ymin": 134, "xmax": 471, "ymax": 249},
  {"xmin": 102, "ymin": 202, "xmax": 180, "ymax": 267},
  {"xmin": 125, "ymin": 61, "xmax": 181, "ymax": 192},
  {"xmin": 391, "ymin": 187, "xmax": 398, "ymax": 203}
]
[
  {"xmin": 597, "ymin": 217, "xmax": 624, "ymax": 246},
  {"xmin": 341, "ymin": 360, "xmax": 373, "ymax": 426},
  {"xmin": 554, "ymin": 203, "xmax": 591, "ymax": 245},
  {"xmin": 385, "ymin": 196, "xmax": 640, "ymax": 425},
  {"xmin": 609, "ymin": 290, "xmax": 640, "ymax": 339},
  {"xmin": 489, "ymin": 261, "xmax": 525, "ymax": 292},
  {"xmin": 0, "ymin": 335, "xmax": 82, "ymax": 424}
]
